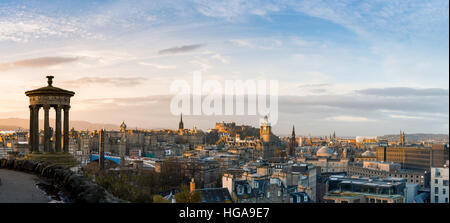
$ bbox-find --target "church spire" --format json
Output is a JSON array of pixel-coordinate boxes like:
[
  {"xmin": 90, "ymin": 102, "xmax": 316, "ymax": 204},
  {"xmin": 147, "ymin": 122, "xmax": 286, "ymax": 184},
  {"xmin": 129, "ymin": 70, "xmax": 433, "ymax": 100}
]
[
  {"xmin": 178, "ymin": 113, "xmax": 184, "ymax": 130},
  {"xmin": 289, "ymin": 125, "xmax": 297, "ymax": 157}
]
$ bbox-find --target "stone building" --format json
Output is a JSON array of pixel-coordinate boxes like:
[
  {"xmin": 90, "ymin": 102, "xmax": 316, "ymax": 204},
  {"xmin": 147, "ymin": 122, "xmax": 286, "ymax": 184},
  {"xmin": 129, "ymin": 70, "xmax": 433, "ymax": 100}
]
[
  {"xmin": 324, "ymin": 176, "xmax": 406, "ymax": 203},
  {"xmin": 297, "ymin": 146, "xmax": 349, "ymax": 174},
  {"xmin": 354, "ymin": 150, "xmax": 377, "ymax": 163},
  {"xmin": 347, "ymin": 161, "xmax": 430, "ymax": 188}
]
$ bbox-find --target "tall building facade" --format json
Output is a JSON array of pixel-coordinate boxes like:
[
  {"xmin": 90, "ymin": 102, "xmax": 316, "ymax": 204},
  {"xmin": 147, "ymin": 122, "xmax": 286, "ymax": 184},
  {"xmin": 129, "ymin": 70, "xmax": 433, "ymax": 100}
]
[
  {"xmin": 376, "ymin": 146, "xmax": 449, "ymax": 170},
  {"xmin": 431, "ymin": 162, "xmax": 449, "ymax": 203}
]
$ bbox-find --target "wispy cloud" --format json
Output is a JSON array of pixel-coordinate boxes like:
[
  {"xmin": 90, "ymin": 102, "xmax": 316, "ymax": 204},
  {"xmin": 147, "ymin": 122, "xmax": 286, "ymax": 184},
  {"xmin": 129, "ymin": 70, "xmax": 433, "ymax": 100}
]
[
  {"xmin": 158, "ymin": 44, "xmax": 204, "ymax": 55},
  {"xmin": 288, "ymin": 0, "xmax": 449, "ymax": 39},
  {"xmin": 0, "ymin": 57, "xmax": 80, "ymax": 71},
  {"xmin": 62, "ymin": 77, "xmax": 147, "ymax": 88},
  {"xmin": 211, "ymin": 53, "xmax": 229, "ymax": 64},
  {"xmin": 230, "ymin": 38, "xmax": 282, "ymax": 49},
  {"xmin": 388, "ymin": 114, "xmax": 425, "ymax": 120},
  {"xmin": 325, "ymin": 115, "xmax": 375, "ymax": 122},
  {"xmin": 356, "ymin": 87, "xmax": 449, "ymax": 97},
  {"xmin": 138, "ymin": 62, "xmax": 176, "ymax": 69},
  {"xmin": 0, "ymin": 5, "xmax": 101, "ymax": 42},
  {"xmin": 291, "ymin": 37, "xmax": 318, "ymax": 47},
  {"xmin": 194, "ymin": 0, "xmax": 281, "ymax": 21}
]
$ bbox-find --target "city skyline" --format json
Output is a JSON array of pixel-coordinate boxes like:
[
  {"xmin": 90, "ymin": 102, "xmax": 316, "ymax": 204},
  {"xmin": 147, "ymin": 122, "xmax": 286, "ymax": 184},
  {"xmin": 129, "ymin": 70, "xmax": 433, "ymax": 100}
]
[{"xmin": 0, "ymin": 0, "xmax": 448, "ymax": 136}]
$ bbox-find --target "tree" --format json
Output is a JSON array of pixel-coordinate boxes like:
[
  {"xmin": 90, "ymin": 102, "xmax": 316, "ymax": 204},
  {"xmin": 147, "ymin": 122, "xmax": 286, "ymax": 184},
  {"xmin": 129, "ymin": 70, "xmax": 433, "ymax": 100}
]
[
  {"xmin": 175, "ymin": 184, "xmax": 201, "ymax": 203},
  {"xmin": 153, "ymin": 195, "xmax": 169, "ymax": 203}
]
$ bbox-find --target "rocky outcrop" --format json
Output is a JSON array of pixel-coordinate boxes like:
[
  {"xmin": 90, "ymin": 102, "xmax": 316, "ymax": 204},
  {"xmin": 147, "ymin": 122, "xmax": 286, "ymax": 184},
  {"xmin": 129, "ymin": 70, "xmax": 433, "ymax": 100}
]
[{"xmin": 0, "ymin": 159, "xmax": 120, "ymax": 203}]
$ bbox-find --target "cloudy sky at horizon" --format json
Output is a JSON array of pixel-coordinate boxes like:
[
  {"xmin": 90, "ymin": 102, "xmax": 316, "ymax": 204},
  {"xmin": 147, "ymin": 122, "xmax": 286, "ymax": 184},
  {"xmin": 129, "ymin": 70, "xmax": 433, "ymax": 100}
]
[{"xmin": 0, "ymin": 0, "xmax": 448, "ymax": 136}]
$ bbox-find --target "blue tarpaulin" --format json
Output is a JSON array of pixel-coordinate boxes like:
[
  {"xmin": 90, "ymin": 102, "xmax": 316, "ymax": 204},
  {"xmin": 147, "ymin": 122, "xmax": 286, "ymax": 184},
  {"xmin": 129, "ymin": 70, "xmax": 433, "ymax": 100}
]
[{"xmin": 90, "ymin": 154, "xmax": 121, "ymax": 165}]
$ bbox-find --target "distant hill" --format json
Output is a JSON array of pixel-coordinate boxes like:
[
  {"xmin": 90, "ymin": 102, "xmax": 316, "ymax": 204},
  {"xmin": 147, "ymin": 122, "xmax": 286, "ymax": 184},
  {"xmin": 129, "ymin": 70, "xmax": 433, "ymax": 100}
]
[
  {"xmin": 0, "ymin": 118, "xmax": 119, "ymax": 131},
  {"xmin": 378, "ymin": 133, "xmax": 449, "ymax": 144}
]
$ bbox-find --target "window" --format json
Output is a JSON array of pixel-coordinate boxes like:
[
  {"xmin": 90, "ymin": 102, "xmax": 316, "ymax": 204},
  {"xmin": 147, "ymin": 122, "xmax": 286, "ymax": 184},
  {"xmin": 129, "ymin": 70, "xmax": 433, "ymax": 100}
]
[
  {"xmin": 435, "ymin": 196, "xmax": 439, "ymax": 203},
  {"xmin": 435, "ymin": 187, "xmax": 439, "ymax": 194},
  {"xmin": 254, "ymin": 181, "xmax": 259, "ymax": 188},
  {"xmin": 297, "ymin": 196, "xmax": 301, "ymax": 203},
  {"xmin": 267, "ymin": 192, "xmax": 270, "ymax": 199},
  {"xmin": 444, "ymin": 180, "xmax": 449, "ymax": 186},
  {"xmin": 277, "ymin": 190, "xmax": 281, "ymax": 197},
  {"xmin": 237, "ymin": 186, "xmax": 244, "ymax": 195},
  {"xmin": 443, "ymin": 188, "xmax": 446, "ymax": 195},
  {"xmin": 446, "ymin": 198, "xmax": 448, "ymax": 203},
  {"xmin": 435, "ymin": 169, "xmax": 441, "ymax": 177},
  {"xmin": 435, "ymin": 179, "xmax": 439, "ymax": 184}
]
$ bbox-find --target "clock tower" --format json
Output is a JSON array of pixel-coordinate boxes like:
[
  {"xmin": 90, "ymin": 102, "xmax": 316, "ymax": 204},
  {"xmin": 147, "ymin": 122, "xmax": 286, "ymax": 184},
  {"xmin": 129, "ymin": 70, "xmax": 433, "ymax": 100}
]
[{"xmin": 260, "ymin": 115, "xmax": 271, "ymax": 143}]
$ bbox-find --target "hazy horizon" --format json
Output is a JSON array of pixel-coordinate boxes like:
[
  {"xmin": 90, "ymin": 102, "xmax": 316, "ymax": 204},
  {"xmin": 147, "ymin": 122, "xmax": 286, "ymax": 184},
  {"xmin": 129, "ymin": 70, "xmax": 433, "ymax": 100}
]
[{"xmin": 0, "ymin": 117, "xmax": 448, "ymax": 139}]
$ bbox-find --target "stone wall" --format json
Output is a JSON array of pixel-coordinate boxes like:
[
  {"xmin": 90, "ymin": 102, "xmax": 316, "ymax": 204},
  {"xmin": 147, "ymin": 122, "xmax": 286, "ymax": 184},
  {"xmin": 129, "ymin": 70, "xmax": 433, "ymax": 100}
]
[{"xmin": 0, "ymin": 159, "xmax": 120, "ymax": 203}]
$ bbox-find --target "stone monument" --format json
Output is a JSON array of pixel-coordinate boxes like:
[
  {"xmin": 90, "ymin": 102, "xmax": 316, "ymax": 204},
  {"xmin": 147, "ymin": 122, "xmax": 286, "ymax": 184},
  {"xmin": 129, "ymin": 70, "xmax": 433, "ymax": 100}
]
[{"xmin": 24, "ymin": 76, "xmax": 78, "ymax": 167}]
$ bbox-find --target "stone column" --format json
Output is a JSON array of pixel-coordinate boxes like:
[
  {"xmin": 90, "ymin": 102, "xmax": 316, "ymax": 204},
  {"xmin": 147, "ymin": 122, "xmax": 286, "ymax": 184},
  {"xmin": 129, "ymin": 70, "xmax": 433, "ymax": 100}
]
[
  {"xmin": 43, "ymin": 105, "xmax": 50, "ymax": 152},
  {"xmin": 34, "ymin": 105, "xmax": 40, "ymax": 153},
  {"xmin": 29, "ymin": 105, "xmax": 34, "ymax": 153},
  {"xmin": 55, "ymin": 105, "xmax": 62, "ymax": 152},
  {"xmin": 63, "ymin": 105, "xmax": 70, "ymax": 153}
]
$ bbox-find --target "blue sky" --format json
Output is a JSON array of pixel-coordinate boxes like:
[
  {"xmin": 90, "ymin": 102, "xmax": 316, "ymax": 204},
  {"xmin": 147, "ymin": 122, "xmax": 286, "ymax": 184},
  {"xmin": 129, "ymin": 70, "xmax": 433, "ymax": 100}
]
[{"xmin": 0, "ymin": 0, "xmax": 448, "ymax": 136}]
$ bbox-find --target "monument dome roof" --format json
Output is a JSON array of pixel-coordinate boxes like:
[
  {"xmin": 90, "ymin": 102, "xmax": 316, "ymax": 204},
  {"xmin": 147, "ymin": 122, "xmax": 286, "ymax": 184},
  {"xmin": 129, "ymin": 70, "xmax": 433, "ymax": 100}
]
[
  {"xmin": 25, "ymin": 76, "xmax": 74, "ymax": 97},
  {"xmin": 316, "ymin": 146, "xmax": 333, "ymax": 157}
]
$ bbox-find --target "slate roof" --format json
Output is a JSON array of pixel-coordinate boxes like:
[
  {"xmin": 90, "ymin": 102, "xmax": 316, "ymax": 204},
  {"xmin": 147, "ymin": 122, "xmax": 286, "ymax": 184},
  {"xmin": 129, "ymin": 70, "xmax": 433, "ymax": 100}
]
[{"xmin": 197, "ymin": 188, "xmax": 233, "ymax": 203}]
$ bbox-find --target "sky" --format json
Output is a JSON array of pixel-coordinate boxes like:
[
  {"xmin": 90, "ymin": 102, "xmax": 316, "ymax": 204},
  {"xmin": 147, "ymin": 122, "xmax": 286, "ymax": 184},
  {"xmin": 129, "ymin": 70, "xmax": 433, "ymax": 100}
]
[{"xmin": 0, "ymin": 0, "xmax": 448, "ymax": 136}]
